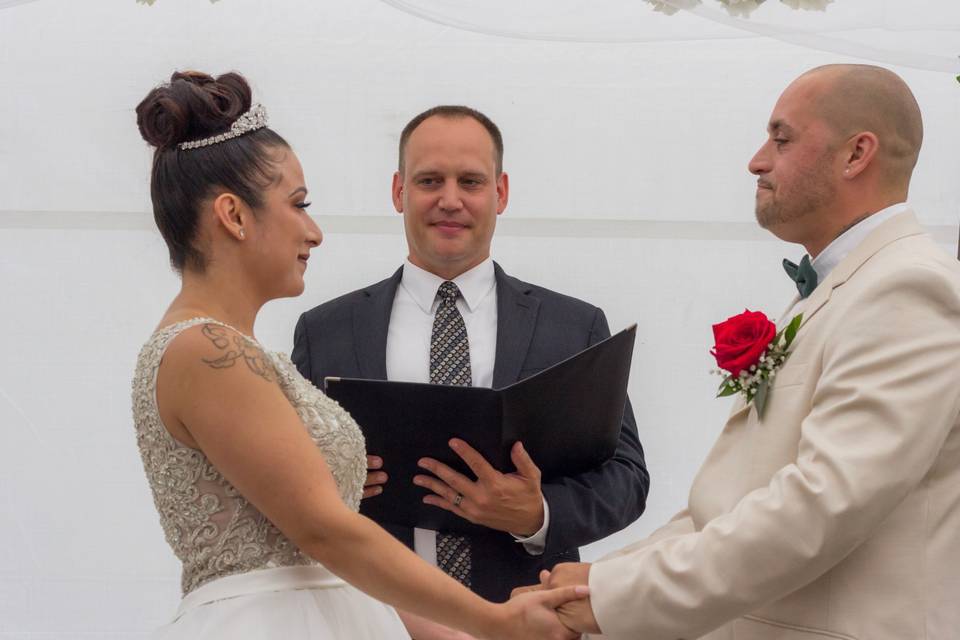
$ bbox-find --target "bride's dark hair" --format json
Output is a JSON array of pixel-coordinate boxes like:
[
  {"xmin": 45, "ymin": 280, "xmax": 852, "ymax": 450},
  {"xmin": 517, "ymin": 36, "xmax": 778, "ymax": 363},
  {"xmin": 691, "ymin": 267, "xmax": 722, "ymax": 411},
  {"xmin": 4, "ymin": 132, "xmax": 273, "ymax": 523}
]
[{"xmin": 136, "ymin": 70, "xmax": 289, "ymax": 273}]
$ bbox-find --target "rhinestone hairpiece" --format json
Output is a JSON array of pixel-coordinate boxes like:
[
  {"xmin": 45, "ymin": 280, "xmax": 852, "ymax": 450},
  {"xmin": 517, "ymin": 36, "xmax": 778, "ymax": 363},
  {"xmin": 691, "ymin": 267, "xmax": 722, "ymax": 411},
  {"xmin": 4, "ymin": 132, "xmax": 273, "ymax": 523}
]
[{"xmin": 178, "ymin": 104, "xmax": 269, "ymax": 150}]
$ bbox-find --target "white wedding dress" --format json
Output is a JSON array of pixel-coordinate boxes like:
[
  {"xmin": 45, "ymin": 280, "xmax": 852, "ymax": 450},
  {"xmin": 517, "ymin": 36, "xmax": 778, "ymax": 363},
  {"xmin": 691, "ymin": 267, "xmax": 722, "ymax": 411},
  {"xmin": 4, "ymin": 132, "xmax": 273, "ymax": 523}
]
[{"xmin": 132, "ymin": 318, "xmax": 410, "ymax": 639}]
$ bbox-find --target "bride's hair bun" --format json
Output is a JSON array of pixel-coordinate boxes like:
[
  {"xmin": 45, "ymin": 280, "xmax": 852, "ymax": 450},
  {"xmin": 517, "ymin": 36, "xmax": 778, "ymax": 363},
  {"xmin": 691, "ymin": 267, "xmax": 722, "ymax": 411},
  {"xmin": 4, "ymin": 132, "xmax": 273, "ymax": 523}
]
[
  {"xmin": 135, "ymin": 69, "xmax": 289, "ymax": 274},
  {"xmin": 136, "ymin": 71, "xmax": 253, "ymax": 150}
]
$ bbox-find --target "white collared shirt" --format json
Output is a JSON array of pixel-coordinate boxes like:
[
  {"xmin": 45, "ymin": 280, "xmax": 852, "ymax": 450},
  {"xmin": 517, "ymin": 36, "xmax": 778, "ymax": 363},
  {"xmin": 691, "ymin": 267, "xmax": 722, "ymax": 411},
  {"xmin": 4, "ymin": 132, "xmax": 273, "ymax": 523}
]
[
  {"xmin": 809, "ymin": 202, "xmax": 910, "ymax": 284},
  {"xmin": 385, "ymin": 257, "xmax": 550, "ymax": 563},
  {"xmin": 785, "ymin": 203, "xmax": 910, "ymax": 318}
]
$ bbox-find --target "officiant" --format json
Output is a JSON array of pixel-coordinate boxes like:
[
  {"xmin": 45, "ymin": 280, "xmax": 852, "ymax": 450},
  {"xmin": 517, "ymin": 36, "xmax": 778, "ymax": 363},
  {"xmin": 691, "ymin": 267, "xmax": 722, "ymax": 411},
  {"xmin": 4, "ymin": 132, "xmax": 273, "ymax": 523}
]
[{"xmin": 292, "ymin": 105, "xmax": 649, "ymax": 602}]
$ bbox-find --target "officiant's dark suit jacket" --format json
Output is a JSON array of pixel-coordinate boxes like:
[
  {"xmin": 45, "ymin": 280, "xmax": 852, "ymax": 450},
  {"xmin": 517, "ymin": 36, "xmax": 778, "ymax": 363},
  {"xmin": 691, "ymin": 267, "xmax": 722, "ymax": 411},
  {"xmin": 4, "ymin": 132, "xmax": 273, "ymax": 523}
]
[{"xmin": 292, "ymin": 262, "xmax": 649, "ymax": 602}]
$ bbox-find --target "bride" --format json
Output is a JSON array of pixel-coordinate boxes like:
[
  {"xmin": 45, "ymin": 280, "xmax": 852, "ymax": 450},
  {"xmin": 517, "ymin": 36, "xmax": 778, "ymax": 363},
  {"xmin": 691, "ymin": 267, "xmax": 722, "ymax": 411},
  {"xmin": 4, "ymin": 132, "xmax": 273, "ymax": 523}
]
[{"xmin": 131, "ymin": 70, "xmax": 586, "ymax": 640}]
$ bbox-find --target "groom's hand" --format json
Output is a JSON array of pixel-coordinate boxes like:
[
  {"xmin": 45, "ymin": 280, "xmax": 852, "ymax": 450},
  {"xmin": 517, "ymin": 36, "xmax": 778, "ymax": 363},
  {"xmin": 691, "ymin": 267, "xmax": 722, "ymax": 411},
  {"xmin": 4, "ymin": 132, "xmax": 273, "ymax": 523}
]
[
  {"xmin": 362, "ymin": 455, "xmax": 388, "ymax": 499},
  {"xmin": 541, "ymin": 563, "xmax": 600, "ymax": 634},
  {"xmin": 510, "ymin": 582, "xmax": 544, "ymax": 598},
  {"xmin": 499, "ymin": 584, "xmax": 588, "ymax": 640},
  {"xmin": 415, "ymin": 440, "xmax": 545, "ymax": 535}
]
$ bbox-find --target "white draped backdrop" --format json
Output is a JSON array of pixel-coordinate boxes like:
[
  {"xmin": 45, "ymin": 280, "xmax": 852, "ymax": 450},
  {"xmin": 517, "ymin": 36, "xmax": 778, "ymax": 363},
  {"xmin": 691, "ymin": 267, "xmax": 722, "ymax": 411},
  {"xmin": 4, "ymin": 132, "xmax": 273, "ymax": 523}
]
[{"xmin": 0, "ymin": 0, "xmax": 957, "ymax": 636}]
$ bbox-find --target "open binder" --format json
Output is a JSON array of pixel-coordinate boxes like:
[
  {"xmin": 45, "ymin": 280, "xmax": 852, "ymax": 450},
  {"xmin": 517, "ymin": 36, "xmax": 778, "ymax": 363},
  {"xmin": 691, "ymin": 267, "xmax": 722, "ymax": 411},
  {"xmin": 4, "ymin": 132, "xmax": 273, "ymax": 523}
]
[{"xmin": 324, "ymin": 324, "xmax": 636, "ymax": 533}]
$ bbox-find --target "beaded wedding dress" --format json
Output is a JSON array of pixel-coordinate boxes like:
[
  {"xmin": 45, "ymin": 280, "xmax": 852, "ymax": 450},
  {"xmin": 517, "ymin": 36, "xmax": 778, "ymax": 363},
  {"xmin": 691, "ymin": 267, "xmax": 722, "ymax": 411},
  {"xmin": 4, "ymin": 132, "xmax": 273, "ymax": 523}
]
[{"xmin": 132, "ymin": 318, "xmax": 410, "ymax": 639}]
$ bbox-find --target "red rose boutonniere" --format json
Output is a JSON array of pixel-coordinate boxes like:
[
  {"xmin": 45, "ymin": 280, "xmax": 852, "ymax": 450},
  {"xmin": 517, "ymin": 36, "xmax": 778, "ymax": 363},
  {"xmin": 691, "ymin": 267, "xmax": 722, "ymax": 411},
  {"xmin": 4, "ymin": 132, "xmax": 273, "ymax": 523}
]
[{"xmin": 710, "ymin": 310, "xmax": 803, "ymax": 417}]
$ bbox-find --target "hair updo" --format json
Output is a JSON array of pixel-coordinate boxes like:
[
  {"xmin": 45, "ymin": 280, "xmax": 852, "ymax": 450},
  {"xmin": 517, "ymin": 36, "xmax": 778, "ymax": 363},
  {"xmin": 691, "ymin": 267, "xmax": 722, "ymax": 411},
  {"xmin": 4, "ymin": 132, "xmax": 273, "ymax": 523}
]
[{"xmin": 136, "ymin": 71, "xmax": 289, "ymax": 273}]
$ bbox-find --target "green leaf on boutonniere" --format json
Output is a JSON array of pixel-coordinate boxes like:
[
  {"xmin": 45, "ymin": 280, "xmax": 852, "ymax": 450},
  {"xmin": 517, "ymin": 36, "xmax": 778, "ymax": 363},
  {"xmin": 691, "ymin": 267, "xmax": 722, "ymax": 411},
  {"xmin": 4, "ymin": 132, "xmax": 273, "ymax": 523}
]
[
  {"xmin": 717, "ymin": 379, "xmax": 739, "ymax": 397},
  {"xmin": 783, "ymin": 313, "xmax": 803, "ymax": 349},
  {"xmin": 754, "ymin": 378, "xmax": 771, "ymax": 417}
]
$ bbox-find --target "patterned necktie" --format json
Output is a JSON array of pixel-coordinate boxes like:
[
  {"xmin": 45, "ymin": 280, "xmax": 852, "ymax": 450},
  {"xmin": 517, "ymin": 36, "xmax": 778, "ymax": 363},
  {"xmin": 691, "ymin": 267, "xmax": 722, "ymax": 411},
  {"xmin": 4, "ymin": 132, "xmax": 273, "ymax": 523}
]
[
  {"xmin": 782, "ymin": 254, "xmax": 818, "ymax": 298},
  {"xmin": 430, "ymin": 281, "xmax": 472, "ymax": 586}
]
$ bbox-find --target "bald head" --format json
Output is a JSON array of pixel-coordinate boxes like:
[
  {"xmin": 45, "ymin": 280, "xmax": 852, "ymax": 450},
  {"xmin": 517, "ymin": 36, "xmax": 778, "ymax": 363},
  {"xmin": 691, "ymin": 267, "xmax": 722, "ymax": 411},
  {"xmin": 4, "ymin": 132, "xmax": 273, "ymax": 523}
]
[{"xmin": 799, "ymin": 64, "xmax": 923, "ymax": 189}]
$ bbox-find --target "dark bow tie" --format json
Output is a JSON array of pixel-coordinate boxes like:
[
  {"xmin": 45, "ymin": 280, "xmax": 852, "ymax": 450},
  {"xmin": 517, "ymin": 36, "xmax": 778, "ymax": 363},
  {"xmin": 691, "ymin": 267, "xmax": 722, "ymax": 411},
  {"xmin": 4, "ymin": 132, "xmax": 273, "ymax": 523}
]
[{"xmin": 782, "ymin": 255, "xmax": 818, "ymax": 298}]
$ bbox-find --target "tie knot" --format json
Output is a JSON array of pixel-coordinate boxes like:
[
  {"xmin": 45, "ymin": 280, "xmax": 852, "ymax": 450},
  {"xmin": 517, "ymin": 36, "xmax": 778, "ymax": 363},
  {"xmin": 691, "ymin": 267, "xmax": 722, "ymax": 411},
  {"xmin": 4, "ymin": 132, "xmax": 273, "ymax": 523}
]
[
  {"xmin": 782, "ymin": 254, "xmax": 818, "ymax": 298},
  {"xmin": 437, "ymin": 281, "xmax": 461, "ymax": 303}
]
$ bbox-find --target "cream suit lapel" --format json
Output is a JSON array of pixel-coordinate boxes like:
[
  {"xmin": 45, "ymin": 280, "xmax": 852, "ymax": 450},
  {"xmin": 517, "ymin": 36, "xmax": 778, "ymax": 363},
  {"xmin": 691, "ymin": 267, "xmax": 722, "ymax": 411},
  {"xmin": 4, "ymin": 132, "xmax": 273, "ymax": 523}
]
[
  {"xmin": 726, "ymin": 210, "xmax": 925, "ymax": 425},
  {"xmin": 798, "ymin": 209, "xmax": 925, "ymax": 331},
  {"xmin": 721, "ymin": 293, "xmax": 818, "ymax": 424}
]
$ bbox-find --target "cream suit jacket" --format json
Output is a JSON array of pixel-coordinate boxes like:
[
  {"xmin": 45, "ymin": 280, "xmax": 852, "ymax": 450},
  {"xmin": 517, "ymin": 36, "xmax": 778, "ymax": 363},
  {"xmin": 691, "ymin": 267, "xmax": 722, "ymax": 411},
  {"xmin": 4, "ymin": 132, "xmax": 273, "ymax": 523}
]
[{"xmin": 589, "ymin": 211, "xmax": 960, "ymax": 639}]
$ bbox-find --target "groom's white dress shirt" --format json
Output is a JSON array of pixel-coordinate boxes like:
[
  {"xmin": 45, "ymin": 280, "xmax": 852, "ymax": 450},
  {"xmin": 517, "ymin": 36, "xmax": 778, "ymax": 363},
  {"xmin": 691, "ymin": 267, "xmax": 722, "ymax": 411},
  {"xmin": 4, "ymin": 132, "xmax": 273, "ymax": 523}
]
[
  {"xmin": 385, "ymin": 257, "xmax": 550, "ymax": 565},
  {"xmin": 784, "ymin": 202, "xmax": 909, "ymax": 320},
  {"xmin": 808, "ymin": 202, "xmax": 909, "ymax": 283}
]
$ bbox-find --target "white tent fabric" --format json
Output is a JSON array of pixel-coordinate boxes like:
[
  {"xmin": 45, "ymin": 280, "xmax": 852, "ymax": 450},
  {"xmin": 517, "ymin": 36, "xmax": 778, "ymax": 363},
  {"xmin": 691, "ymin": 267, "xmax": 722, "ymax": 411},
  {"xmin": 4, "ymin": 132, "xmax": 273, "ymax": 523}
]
[
  {"xmin": 380, "ymin": 0, "xmax": 960, "ymax": 71},
  {"xmin": 0, "ymin": 0, "xmax": 957, "ymax": 637}
]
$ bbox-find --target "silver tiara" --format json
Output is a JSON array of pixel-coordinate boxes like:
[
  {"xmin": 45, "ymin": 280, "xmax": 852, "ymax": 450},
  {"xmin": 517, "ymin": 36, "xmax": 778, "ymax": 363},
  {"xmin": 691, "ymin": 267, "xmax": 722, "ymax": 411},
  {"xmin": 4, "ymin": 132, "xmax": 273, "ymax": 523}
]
[{"xmin": 178, "ymin": 104, "xmax": 269, "ymax": 150}]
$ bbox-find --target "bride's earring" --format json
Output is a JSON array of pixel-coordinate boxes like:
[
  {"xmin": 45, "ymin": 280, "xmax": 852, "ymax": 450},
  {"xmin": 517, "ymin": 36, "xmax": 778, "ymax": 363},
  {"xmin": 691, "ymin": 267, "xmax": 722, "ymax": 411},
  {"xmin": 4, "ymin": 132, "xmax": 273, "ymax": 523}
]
[{"xmin": 238, "ymin": 228, "xmax": 245, "ymax": 240}]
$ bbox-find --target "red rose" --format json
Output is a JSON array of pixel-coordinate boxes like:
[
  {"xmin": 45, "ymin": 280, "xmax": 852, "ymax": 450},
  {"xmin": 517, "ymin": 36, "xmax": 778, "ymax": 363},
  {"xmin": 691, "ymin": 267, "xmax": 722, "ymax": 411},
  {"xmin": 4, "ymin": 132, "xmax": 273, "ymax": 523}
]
[{"xmin": 710, "ymin": 309, "xmax": 777, "ymax": 377}]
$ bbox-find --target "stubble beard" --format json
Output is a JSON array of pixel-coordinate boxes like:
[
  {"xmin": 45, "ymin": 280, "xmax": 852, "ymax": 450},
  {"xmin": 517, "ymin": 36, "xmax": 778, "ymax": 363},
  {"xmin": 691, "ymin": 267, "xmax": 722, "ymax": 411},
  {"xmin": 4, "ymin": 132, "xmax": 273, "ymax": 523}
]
[{"xmin": 755, "ymin": 161, "xmax": 837, "ymax": 231}]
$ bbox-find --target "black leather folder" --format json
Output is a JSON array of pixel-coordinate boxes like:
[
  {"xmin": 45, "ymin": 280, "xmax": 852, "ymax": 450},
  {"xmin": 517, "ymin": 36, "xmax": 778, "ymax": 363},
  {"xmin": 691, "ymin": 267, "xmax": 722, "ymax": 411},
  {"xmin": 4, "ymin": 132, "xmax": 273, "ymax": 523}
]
[{"xmin": 324, "ymin": 324, "xmax": 636, "ymax": 533}]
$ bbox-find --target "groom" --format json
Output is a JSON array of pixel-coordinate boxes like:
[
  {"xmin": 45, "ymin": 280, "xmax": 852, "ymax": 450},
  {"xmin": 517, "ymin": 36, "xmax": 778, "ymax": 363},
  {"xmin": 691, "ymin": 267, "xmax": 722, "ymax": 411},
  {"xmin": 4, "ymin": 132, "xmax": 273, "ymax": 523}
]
[
  {"xmin": 534, "ymin": 65, "xmax": 960, "ymax": 638},
  {"xmin": 292, "ymin": 105, "xmax": 649, "ymax": 602}
]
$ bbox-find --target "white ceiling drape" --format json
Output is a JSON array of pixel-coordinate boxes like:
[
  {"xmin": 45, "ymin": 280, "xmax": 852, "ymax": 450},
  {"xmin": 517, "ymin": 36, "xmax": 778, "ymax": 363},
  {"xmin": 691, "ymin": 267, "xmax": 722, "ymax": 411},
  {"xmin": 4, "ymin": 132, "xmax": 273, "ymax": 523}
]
[{"xmin": 379, "ymin": 0, "xmax": 960, "ymax": 72}]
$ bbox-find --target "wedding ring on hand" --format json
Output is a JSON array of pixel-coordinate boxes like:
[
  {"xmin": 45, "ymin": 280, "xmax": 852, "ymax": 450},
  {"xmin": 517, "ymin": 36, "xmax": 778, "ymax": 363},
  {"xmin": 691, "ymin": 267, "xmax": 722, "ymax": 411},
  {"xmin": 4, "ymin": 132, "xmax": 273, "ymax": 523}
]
[{"xmin": 453, "ymin": 493, "xmax": 464, "ymax": 507}]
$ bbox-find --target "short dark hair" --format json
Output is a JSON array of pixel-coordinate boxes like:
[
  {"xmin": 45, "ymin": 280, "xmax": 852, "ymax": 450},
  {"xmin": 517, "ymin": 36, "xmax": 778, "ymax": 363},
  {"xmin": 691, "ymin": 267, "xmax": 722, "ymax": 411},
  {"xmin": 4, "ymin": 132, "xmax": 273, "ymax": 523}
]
[
  {"xmin": 135, "ymin": 70, "xmax": 289, "ymax": 273},
  {"xmin": 398, "ymin": 105, "xmax": 504, "ymax": 175}
]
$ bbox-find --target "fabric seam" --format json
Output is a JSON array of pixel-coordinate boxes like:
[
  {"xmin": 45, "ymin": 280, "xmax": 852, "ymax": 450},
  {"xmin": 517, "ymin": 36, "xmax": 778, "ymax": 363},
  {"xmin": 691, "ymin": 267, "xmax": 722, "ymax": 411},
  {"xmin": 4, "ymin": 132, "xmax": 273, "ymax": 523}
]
[{"xmin": 742, "ymin": 614, "xmax": 857, "ymax": 639}]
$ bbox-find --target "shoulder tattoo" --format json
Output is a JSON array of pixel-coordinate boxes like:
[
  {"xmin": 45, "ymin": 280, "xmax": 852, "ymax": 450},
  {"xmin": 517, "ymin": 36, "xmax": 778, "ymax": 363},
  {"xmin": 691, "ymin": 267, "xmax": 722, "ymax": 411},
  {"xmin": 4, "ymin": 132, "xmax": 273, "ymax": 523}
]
[{"xmin": 199, "ymin": 324, "xmax": 274, "ymax": 383}]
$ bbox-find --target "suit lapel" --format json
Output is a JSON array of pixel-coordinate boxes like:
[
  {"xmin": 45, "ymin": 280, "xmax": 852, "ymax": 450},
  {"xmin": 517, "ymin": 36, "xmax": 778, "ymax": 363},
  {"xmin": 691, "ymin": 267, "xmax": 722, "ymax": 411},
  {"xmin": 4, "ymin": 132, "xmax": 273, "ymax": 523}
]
[
  {"xmin": 794, "ymin": 276, "xmax": 833, "ymax": 330},
  {"xmin": 727, "ymin": 211, "xmax": 925, "ymax": 424},
  {"xmin": 352, "ymin": 267, "xmax": 403, "ymax": 380},
  {"xmin": 797, "ymin": 210, "xmax": 925, "ymax": 332},
  {"xmin": 492, "ymin": 263, "xmax": 541, "ymax": 389},
  {"xmin": 726, "ymin": 396, "xmax": 751, "ymax": 424}
]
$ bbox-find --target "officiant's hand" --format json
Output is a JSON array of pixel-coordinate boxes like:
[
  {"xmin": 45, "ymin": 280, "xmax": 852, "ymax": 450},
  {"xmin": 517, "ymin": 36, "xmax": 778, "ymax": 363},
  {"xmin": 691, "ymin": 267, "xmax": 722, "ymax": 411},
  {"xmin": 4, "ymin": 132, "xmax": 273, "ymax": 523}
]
[
  {"xmin": 539, "ymin": 563, "xmax": 600, "ymax": 634},
  {"xmin": 415, "ymin": 440, "xmax": 545, "ymax": 535},
  {"xmin": 363, "ymin": 455, "xmax": 388, "ymax": 499}
]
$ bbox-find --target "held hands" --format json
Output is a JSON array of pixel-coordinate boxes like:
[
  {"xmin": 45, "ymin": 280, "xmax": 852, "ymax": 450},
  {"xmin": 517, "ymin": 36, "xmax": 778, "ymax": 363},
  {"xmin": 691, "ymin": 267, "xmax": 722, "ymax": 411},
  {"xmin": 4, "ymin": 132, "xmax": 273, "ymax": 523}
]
[
  {"xmin": 496, "ymin": 584, "xmax": 590, "ymax": 640},
  {"xmin": 511, "ymin": 564, "xmax": 600, "ymax": 635},
  {"xmin": 415, "ymin": 440, "xmax": 545, "ymax": 535}
]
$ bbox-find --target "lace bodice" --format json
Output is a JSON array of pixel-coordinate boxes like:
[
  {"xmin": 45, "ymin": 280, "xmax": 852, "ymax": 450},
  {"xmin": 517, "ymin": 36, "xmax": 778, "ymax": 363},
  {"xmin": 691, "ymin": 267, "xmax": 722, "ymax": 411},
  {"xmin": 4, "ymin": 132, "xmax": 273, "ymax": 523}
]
[{"xmin": 132, "ymin": 318, "xmax": 367, "ymax": 595}]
